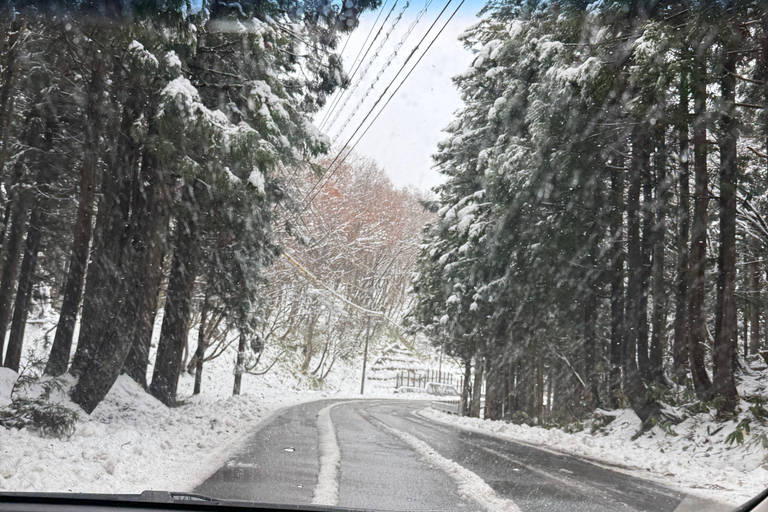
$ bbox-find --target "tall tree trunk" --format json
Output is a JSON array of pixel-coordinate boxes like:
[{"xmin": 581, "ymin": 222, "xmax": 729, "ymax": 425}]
[
  {"xmin": 70, "ymin": 69, "xmax": 159, "ymax": 414},
  {"xmin": 3, "ymin": 210, "xmax": 42, "ymax": 370},
  {"xmin": 650, "ymin": 130, "xmax": 669, "ymax": 383},
  {"xmin": 535, "ymin": 358, "xmax": 544, "ymax": 421},
  {"xmin": 149, "ymin": 205, "xmax": 198, "ymax": 406},
  {"xmin": 300, "ymin": 313, "xmax": 318, "ymax": 373},
  {"xmin": 233, "ymin": 333, "xmax": 246, "ymax": 396},
  {"xmin": 0, "ymin": 80, "xmax": 54, "ymax": 364},
  {"xmin": 0, "ymin": 200, "xmax": 26, "ymax": 359},
  {"xmin": 639, "ymin": 136, "xmax": 653, "ymax": 381},
  {"xmin": 122, "ymin": 147, "xmax": 172, "ymax": 386},
  {"xmin": 609, "ymin": 157, "xmax": 625, "ymax": 408},
  {"xmin": 484, "ymin": 356, "xmax": 504, "ymax": 421},
  {"xmin": 687, "ymin": 54, "xmax": 714, "ymax": 401},
  {"xmin": 193, "ymin": 286, "xmax": 209, "ymax": 395},
  {"xmin": 45, "ymin": 56, "xmax": 103, "ymax": 377},
  {"xmin": 0, "ymin": 19, "xmax": 22, "ymax": 173},
  {"xmin": 584, "ymin": 277, "xmax": 599, "ymax": 405},
  {"xmin": 70, "ymin": 61, "xmax": 140, "ymax": 379},
  {"xmin": 673, "ymin": 71, "xmax": 691, "ymax": 383},
  {"xmin": 460, "ymin": 357, "xmax": 471, "ymax": 416},
  {"xmin": 626, "ymin": 128, "xmax": 646, "ymax": 386},
  {"xmin": 713, "ymin": 46, "xmax": 739, "ymax": 412},
  {"xmin": 625, "ymin": 127, "xmax": 658, "ymax": 422},
  {"xmin": 469, "ymin": 356, "xmax": 484, "ymax": 418},
  {"xmin": 584, "ymin": 182, "xmax": 601, "ymax": 406},
  {"xmin": 749, "ymin": 252, "xmax": 761, "ymax": 355}
]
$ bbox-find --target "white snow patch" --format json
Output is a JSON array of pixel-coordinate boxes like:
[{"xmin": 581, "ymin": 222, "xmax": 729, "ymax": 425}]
[
  {"xmin": 165, "ymin": 51, "xmax": 182, "ymax": 72},
  {"xmin": 311, "ymin": 402, "xmax": 343, "ymax": 506},
  {"xmin": 0, "ymin": 368, "xmax": 16, "ymax": 407},
  {"xmin": 248, "ymin": 169, "xmax": 266, "ymax": 194},
  {"xmin": 0, "ymin": 375, "xmax": 315, "ymax": 494}
]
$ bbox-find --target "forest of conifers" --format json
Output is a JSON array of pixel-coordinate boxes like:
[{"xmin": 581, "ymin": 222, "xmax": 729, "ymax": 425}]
[
  {"xmin": 0, "ymin": 0, "xmax": 403, "ymax": 415},
  {"xmin": 6, "ymin": 0, "xmax": 768, "ymax": 431},
  {"xmin": 409, "ymin": 1, "xmax": 768, "ymax": 425}
]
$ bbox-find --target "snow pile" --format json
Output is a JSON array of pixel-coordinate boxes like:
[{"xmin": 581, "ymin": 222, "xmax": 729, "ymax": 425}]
[
  {"xmin": 421, "ymin": 405, "xmax": 768, "ymax": 506},
  {"xmin": 0, "ymin": 374, "xmax": 313, "ymax": 493}
]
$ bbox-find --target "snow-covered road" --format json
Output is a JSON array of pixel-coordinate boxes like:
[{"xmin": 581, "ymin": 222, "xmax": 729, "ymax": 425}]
[{"xmin": 195, "ymin": 400, "xmax": 731, "ymax": 512}]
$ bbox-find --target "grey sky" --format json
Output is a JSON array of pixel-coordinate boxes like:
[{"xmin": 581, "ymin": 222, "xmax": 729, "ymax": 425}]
[{"xmin": 313, "ymin": 1, "xmax": 482, "ymax": 192}]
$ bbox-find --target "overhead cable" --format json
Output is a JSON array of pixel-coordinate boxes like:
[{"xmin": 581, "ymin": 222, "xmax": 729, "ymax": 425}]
[
  {"xmin": 317, "ymin": 0, "xmax": 396, "ymax": 129},
  {"xmin": 319, "ymin": 0, "xmax": 420, "ymax": 133},
  {"xmin": 294, "ymin": 0, "xmax": 460, "ymax": 220}
]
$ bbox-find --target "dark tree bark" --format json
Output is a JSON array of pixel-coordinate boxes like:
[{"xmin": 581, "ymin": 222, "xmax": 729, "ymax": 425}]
[
  {"xmin": 70, "ymin": 60, "xmax": 141, "ymax": 379},
  {"xmin": 359, "ymin": 317, "xmax": 372, "ymax": 395},
  {"xmin": 584, "ymin": 271, "xmax": 599, "ymax": 405},
  {"xmin": 3, "ymin": 210, "xmax": 42, "ymax": 371},
  {"xmin": 624, "ymin": 127, "xmax": 659, "ymax": 422},
  {"xmin": 749, "ymin": 253, "xmax": 761, "ymax": 355},
  {"xmin": 639, "ymin": 138, "xmax": 654, "ymax": 381},
  {"xmin": 650, "ymin": 130, "xmax": 669, "ymax": 383},
  {"xmin": 626, "ymin": 128, "xmax": 647, "ymax": 384},
  {"xmin": 584, "ymin": 178, "xmax": 602, "ymax": 406},
  {"xmin": 45, "ymin": 55, "xmax": 103, "ymax": 377},
  {"xmin": 460, "ymin": 357, "xmax": 471, "ymax": 416},
  {"xmin": 609, "ymin": 157, "xmax": 625, "ymax": 408},
  {"xmin": 0, "ymin": 200, "xmax": 27, "ymax": 358},
  {"xmin": 673, "ymin": 71, "xmax": 691, "ymax": 383},
  {"xmin": 0, "ymin": 19, "xmax": 22, "ymax": 170},
  {"xmin": 484, "ymin": 356, "xmax": 504, "ymax": 421},
  {"xmin": 687, "ymin": 54, "xmax": 714, "ymax": 401},
  {"xmin": 713, "ymin": 47, "xmax": 739, "ymax": 412},
  {"xmin": 300, "ymin": 313, "xmax": 318, "ymax": 373},
  {"xmin": 233, "ymin": 332, "xmax": 246, "ymax": 396},
  {"xmin": 69, "ymin": 66, "xmax": 162, "ymax": 414},
  {"xmin": 149, "ymin": 206, "xmax": 198, "ymax": 406},
  {"xmin": 193, "ymin": 287, "xmax": 210, "ymax": 395},
  {"xmin": 0, "ymin": 76, "xmax": 55, "ymax": 362},
  {"xmin": 469, "ymin": 356, "xmax": 484, "ymax": 418},
  {"xmin": 122, "ymin": 148, "xmax": 172, "ymax": 386},
  {"xmin": 535, "ymin": 358, "xmax": 544, "ymax": 420}
]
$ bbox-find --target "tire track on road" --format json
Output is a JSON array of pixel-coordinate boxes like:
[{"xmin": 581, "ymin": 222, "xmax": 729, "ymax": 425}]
[{"xmin": 355, "ymin": 402, "xmax": 523, "ymax": 512}]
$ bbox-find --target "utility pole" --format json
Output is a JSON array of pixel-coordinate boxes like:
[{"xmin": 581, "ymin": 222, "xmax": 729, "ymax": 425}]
[{"xmin": 360, "ymin": 317, "xmax": 372, "ymax": 394}]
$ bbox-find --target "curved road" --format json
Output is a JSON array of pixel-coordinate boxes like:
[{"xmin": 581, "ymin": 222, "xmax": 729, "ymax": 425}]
[{"xmin": 196, "ymin": 400, "xmax": 730, "ymax": 511}]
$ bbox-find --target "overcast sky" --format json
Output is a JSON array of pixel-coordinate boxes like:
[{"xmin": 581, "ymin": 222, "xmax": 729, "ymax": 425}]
[{"xmin": 312, "ymin": 0, "xmax": 484, "ymax": 192}]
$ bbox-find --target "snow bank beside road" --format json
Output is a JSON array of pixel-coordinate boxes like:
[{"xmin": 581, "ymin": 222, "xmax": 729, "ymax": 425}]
[
  {"xmin": 421, "ymin": 407, "xmax": 768, "ymax": 506},
  {"xmin": 0, "ymin": 366, "xmax": 446, "ymax": 495},
  {"xmin": 0, "ymin": 375, "xmax": 313, "ymax": 494}
]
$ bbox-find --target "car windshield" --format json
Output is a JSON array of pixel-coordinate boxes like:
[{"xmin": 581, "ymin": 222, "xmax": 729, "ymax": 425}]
[{"xmin": 0, "ymin": 1, "xmax": 766, "ymax": 511}]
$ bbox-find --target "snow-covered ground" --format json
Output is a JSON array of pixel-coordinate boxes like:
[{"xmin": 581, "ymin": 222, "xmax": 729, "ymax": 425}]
[
  {"xmin": 0, "ymin": 368, "xmax": 448, "ymax": 494},
  {"xmin": 0, "ymin": 303, "xmax": 447, "ymax": 494},
  {"xmin": 4, "ymin": 302, "xmax": 768, "ymax": 507},
  {"xmin": 422, "ymin": 405, "xmax": 768, "ymax": 507},
  {"xmin": 0, "ymin": 370, "xmax": 310, "ymax": 493}
]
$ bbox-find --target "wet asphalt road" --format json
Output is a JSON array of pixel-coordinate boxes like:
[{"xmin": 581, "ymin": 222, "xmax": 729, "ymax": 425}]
[{"xmin": 195, "ymin": 399, "xmax": 731, "ymax": 512}]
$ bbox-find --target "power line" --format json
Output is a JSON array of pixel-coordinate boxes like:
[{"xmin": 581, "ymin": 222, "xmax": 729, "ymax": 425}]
[
  {"xmin": 340, "ymin": 0, "xmax": 467, "ymax": 158},
  {"xmin": 293, "ymin": 0, "xmax": 459, "ymax": 221},
  {"xmin": 317, "ymin": 0, "xmax": 396, "ymax": 130},
  {"xmin": 319, "ymin": 0, "xmax": 416, "ymax": 133},
  {"xmin": 325, "ymin": 0, "xmax": 435, "ymax": 140}
]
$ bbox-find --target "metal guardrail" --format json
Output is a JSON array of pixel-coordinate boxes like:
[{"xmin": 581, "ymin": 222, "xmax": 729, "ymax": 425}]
[{"xmin": 431, "ymin": 400, "xmax": 461, "ymax": 415}]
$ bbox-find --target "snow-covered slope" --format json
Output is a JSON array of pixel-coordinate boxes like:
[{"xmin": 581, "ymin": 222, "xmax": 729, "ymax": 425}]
[{"xmin": 0, "ymin": 372, "xmax": 316, "ymax": 493}]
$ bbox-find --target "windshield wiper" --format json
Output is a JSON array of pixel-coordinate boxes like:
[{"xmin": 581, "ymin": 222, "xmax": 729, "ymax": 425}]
[{"xmin": 0, "ymin": 491, "xmax": 373, "ymax": 511}]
